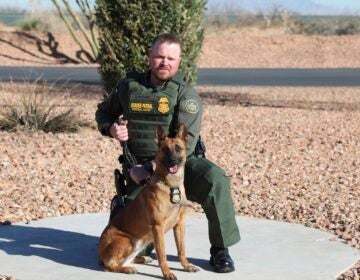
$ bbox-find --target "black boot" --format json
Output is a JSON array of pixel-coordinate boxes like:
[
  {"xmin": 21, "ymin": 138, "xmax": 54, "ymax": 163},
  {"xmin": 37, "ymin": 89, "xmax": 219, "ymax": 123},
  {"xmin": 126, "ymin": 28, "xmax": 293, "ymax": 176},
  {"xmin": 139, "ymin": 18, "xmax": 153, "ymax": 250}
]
[{"xmin": 210, "ymin": 246, "xmax": 235, "ymax": 273}]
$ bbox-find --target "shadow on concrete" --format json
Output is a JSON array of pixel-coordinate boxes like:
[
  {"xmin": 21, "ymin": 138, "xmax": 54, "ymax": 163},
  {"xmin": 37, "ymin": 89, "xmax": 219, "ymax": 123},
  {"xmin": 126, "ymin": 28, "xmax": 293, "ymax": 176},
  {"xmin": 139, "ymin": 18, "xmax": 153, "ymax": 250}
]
[
  {"xmin": 0, "ymin": 224, "xmax": 211, "ymax": 274},
  {"xmin": 148, "ymin": 253, "xmax": 213, "ymax": 272},
  {"xmin": 0, "ymin": 224, "xmax": 102, "ymax": 271}
]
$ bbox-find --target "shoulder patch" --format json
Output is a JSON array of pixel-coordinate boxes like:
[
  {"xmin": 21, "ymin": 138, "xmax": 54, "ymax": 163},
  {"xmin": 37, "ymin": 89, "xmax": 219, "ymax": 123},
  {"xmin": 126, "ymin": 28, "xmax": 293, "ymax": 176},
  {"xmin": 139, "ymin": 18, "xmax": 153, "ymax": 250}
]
[{"xmin": 185, "ymin": 99, "xmax": 199, "ymax": 114}]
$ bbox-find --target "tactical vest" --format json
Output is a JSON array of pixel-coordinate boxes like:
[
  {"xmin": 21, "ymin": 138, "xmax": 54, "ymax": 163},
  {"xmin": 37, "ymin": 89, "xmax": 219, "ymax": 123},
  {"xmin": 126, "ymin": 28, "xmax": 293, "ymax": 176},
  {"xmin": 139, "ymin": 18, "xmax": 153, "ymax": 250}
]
[{"xmin": 123, "ymin": 73, "xmax": 184, "ymax": 162}]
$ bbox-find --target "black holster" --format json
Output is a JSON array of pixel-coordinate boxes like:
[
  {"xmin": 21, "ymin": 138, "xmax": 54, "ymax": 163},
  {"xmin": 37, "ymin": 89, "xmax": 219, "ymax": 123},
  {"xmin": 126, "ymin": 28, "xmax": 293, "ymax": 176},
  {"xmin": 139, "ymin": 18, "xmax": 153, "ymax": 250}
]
[{"xmin": 194, "ymin": 136, "xmax": 206, "ymax": 158}]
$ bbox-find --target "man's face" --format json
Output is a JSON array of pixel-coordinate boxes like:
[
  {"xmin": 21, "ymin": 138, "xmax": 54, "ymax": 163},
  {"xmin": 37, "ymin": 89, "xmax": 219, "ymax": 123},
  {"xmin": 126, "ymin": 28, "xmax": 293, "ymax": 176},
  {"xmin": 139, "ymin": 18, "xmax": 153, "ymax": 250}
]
[{"xmin": 149, "ymin": 41, "xmax": 181, "ymax": 86}]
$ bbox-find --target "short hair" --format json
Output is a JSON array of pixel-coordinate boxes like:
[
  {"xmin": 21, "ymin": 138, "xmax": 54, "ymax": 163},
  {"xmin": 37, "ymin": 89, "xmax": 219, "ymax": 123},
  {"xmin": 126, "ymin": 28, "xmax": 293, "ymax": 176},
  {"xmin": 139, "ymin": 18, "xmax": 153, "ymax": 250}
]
[{"xmin": 151, "ymin": 33, "xmax": 181, "ymax": 49}]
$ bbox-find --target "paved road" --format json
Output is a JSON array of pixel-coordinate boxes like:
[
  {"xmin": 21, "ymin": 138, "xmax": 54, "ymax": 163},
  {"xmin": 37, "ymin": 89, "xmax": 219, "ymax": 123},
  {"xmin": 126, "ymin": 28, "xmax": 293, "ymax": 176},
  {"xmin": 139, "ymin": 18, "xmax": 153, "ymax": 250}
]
[{"xmin": 1, "ymin": 66, "xmax": 360, "ymax": 86}]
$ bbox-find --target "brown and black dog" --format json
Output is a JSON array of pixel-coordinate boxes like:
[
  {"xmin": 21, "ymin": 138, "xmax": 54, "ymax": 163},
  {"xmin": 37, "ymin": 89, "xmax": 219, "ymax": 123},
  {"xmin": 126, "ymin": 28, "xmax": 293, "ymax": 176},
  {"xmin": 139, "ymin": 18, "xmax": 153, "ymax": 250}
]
[{"xmin": 98, "ymin": 124, "xmax": 199, "ymax": 279}]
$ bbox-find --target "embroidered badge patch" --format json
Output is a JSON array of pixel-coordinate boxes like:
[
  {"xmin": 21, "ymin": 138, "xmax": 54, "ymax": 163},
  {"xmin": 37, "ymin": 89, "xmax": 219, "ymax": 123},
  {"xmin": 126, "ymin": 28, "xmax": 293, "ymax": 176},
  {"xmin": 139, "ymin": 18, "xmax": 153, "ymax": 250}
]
[
  {"xmin": 185, "ymin": 99, "xmax": 199, "ymax": 114},
  {"xmin": 130, "ymin": 102, "xmax": 153, "ymax": 112},
  {"xmin": 158, "ymin": 97, "xmax": 170, "ymax": 113}
]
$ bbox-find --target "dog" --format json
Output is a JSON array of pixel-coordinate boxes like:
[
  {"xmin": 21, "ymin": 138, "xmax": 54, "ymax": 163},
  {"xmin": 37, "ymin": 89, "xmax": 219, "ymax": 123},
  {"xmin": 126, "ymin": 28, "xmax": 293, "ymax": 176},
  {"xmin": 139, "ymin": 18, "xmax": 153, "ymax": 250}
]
[{"xmin": 98, "ymin": 124, "xmax": 199, "ymax": 279}]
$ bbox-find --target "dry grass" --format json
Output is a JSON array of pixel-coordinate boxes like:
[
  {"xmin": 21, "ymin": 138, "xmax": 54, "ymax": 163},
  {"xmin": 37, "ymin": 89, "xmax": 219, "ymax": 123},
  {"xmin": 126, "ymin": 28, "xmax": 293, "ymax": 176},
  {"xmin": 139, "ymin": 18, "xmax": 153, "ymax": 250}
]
[{"xmin": 0, "ymin": 81, "xmax": 89, "ymax": 133}]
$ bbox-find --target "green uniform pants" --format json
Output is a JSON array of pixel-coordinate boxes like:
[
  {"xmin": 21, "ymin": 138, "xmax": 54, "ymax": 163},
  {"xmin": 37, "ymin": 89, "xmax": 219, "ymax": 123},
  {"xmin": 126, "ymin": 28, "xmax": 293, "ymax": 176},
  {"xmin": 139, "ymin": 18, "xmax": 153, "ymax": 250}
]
[{"xmin": 125, "ymin": 155, "xmax": 241, "ymax": 248}]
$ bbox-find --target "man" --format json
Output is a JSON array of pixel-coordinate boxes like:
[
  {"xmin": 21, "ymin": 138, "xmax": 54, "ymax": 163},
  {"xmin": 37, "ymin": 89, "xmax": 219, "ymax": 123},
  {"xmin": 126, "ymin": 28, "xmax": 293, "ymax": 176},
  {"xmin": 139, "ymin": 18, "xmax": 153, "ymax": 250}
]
[{"xmin": 95, "ymin": 33, "xmax": 240, "ymax": 273}]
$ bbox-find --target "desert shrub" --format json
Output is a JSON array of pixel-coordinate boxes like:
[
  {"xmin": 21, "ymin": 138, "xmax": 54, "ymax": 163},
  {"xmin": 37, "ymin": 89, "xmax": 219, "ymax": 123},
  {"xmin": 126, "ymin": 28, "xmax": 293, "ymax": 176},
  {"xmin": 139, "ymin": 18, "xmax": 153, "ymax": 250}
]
[
  {"xmin": 95, "ymin": 0, "xmax": 206, "ymax": 93},
  {"xmin": 288, "ymin": 16, "xmax": 360, "ymax": 36},
  {"xmin": 0, "ymin": 81, "xmax": 88, "ymax": 133},
  {"xmin": 204, "ymin": 15, "xmax": 232, "ymax": 29},
  {"xmin": 18, "ymin": 18, "xmax": 49, "ymax": 32},
  {"xmin": 335, "ymin": 22, "xmax": 358, "ymax": 35},
  {"xmin": 204, "ymin": 5, "xmax": 291, "ymax": 30}
]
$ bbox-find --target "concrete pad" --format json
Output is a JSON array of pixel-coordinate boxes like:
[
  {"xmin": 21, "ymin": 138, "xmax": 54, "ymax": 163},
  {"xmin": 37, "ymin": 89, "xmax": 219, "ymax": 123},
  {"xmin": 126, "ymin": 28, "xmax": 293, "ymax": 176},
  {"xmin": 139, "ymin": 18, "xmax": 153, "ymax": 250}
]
[{"xmin": 0, "ymin": 213, "xmax": 359, "ymax": 280}]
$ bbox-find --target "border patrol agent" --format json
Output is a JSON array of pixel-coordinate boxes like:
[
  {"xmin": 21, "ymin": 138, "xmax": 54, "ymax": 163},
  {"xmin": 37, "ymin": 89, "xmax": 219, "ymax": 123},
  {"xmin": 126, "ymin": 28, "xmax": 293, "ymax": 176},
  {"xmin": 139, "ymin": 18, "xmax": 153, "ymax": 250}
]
[{"xmin": 95, "ymin": 33, "xmax": 240, "ymax": 273}]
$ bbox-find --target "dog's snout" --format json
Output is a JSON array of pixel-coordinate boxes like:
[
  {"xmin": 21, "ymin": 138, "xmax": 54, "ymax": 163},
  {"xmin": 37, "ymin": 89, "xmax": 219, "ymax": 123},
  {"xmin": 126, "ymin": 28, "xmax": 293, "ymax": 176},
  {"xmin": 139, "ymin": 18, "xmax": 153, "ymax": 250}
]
[
  {"xmin": 169, "ymin": 157, "xmax": 180, "ymax": 165},
  {"xmin": 163, "ymin": 155, "xmax": 182, "ymax": 169}
]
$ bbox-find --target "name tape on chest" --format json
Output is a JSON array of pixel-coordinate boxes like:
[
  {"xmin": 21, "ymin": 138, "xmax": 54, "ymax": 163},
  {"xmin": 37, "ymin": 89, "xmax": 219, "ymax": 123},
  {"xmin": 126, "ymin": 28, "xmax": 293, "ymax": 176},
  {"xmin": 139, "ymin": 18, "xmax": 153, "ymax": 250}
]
[
  {"xmin": 130, "ymin": 96, "xmax": 171, "ymax": 114},
  {"xmin": 130, "ymin": 102, "xmax": 153, "ymax": 112}
]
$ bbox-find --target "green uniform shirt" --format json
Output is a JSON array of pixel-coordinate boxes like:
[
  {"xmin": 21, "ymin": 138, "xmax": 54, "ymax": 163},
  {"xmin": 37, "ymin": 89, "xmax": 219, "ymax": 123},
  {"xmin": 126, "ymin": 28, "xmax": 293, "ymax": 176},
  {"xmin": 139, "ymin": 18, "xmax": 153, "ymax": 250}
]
[{"xmin": 95, "ymin": 71, "xmax": 203, "ymax": 161}]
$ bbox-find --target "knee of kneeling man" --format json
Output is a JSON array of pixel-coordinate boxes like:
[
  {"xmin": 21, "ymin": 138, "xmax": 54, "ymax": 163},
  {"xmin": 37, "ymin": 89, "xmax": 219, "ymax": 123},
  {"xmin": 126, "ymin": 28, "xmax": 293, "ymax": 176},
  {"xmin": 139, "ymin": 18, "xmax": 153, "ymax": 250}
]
[{"xmin": 204, "ymin": 165, "xmax": 230, "ymax": 185}]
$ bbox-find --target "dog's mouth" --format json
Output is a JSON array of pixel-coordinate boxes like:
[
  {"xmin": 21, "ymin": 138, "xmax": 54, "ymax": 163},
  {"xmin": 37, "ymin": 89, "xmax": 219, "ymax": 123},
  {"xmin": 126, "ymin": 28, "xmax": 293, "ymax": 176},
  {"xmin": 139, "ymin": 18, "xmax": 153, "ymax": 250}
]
[
  {"xmin": 168, "ymin": 164, "xmax": 178, "ymax": 174},
  {"xmin": 162, "ymin": 156, "xmax": 183, "ymax": 174}
]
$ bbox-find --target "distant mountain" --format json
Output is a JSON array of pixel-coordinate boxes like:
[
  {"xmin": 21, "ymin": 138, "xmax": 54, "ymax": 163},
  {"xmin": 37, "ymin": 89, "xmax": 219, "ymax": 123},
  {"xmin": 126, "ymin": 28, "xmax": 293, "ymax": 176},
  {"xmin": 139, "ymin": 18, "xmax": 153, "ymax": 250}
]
[{"xmin": 207, "ymin": 0, "xmax": 356, "ymax": 15}]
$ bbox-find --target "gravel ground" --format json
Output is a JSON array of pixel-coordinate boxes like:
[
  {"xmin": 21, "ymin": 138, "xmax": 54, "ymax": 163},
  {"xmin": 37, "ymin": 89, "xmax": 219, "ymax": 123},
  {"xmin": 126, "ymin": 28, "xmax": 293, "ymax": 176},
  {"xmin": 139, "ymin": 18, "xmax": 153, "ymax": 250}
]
[{"xmin": 1, "ymin": 27, "xmax": 360, "ymax": 279}]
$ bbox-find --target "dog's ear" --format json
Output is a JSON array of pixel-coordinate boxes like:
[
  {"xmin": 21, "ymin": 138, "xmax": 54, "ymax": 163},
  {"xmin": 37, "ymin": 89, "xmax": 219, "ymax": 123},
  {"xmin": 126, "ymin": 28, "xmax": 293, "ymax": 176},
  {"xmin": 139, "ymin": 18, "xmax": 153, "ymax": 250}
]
[
  {"xmin": 155, "ymin": 126, "xmax": 166, "ymax": 146},
  {"xmin": 177, "ymin": 123, "xmax": 188, "ymax": 143}
]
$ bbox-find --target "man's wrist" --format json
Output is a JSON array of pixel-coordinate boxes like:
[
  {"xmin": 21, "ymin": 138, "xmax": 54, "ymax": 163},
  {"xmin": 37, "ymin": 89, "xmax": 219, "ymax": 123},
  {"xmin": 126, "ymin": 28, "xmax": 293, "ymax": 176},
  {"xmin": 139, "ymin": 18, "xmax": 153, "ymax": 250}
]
[
  {"xmin": 99, "ymin": 123, "xmax": 112, "ymax": 137},
  {"xmin": 143, "ymin": 161, "xmax": 154, "ymax": 174}
]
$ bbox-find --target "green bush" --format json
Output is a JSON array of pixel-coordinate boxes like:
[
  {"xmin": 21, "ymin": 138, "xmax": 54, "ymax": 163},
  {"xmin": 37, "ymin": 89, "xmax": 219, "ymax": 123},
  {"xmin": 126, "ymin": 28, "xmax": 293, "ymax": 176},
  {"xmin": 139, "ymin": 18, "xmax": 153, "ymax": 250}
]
[{"xmin": 95, "ymin": 0, "xmax": 206, "ymax": 93}]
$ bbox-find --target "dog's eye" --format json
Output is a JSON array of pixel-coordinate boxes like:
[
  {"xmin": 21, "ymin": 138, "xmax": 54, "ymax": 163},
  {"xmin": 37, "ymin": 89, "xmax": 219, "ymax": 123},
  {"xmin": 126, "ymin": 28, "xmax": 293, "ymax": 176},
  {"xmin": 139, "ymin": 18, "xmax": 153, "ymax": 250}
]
[
  {"xmin": 162, "ymin": 146, "xmax": 170, "ymax": 154},
  {"xmin": 175, "ymin": 145, "xmax": 182, "ymax": 153}
]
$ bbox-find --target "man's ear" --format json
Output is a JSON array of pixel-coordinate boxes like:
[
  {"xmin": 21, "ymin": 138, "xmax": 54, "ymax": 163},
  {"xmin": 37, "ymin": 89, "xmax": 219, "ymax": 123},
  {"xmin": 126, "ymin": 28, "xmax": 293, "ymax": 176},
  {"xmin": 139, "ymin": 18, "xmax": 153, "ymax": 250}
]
[
  {"xmin": 177, "ymin": 123, "xmax": 188, "ymax": 143},
  {"xmin": 155, "ymin": 126, "xmax": 166, "ymax": 146}
]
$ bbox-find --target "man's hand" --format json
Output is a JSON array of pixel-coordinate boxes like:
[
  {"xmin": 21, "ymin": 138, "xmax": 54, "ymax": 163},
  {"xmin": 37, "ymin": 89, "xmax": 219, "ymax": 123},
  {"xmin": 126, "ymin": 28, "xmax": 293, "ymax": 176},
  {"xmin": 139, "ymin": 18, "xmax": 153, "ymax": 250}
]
[
  {"xmin": 130, "ymin": 161, "xmax": 156, "ymax": 185},
  {"xmin": 130, "ymin": 165, "xmax": 150, "ymax": 185},
  {"xmin": 110, "ymin": 120, "xmax": 128, "ymax": 141}
]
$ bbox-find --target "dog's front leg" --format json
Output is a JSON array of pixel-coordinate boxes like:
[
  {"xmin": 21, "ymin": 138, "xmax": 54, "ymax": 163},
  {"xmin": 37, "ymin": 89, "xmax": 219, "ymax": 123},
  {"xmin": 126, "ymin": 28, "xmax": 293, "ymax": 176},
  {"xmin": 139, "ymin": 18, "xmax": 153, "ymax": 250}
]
[
  {"xmin": 152, "ymin": 224, "xmax": 176, "ymax": 280},
  {"xmin": 173, "ymin": 211, "xmax": 200, "ymax": 273}
]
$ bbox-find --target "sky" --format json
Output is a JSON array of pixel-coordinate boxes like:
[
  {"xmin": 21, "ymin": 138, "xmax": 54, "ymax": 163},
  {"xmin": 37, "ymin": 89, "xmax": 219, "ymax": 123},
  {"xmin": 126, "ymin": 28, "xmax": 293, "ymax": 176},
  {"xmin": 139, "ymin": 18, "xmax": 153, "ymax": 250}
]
[{"xmin": 1, "ymin": 0, "xmax": 360, "ymax": 15}]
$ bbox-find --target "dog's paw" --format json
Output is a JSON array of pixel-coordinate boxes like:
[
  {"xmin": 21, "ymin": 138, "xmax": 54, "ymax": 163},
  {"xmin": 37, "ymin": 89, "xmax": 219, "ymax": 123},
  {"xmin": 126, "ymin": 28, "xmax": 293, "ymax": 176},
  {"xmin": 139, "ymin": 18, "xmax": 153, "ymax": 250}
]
[
  {"xmin": 134, "ymin": 255, "xmax": 153, "ymax": 264},
  {"xmin": 163, "ymin": 272, "xmax": 177, "ymax": 280},
  {"xmin": 184, "ymin": 264, "xmax": 200, "ymax": 273},
  {"xmin": 143, "ymin": 256, "xmax": 153, "ymax": 264},
  {"xmin": 124, "ymin": 266, "xmax": 138, "ymax": 274}
]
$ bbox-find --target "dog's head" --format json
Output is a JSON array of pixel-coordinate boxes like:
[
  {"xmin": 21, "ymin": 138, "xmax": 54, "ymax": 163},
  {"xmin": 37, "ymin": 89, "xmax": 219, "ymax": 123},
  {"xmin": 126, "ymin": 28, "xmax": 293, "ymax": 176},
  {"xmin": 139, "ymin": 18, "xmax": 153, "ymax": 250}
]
[{"xmin": 155, "ymin": 124, "xmax": 188, "ymax": 175}]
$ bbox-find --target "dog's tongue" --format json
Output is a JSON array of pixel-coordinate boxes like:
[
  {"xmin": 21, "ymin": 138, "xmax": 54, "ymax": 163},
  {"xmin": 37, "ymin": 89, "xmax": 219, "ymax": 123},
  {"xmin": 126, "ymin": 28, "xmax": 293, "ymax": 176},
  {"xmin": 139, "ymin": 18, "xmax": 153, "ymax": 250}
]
[{"xmin": 169, "ymin": 165, "xmax": 178, "ymax": 174}]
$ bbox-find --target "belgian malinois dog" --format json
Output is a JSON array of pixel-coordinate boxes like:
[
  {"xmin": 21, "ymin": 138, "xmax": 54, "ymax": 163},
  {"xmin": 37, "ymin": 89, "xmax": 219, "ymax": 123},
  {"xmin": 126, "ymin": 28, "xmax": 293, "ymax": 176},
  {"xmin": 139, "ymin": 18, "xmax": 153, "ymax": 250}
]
[{"xmin": 98, "ymin": 124, "xmax": 199, "ymax": 279}]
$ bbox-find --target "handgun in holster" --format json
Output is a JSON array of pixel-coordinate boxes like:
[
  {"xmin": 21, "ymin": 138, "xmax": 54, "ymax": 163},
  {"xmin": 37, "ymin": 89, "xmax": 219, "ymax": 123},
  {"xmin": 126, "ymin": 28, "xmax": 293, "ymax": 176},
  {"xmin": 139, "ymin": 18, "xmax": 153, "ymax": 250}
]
[{"xmin": 194, "ymin": 135, "xmax": 206, "ymax": 158}]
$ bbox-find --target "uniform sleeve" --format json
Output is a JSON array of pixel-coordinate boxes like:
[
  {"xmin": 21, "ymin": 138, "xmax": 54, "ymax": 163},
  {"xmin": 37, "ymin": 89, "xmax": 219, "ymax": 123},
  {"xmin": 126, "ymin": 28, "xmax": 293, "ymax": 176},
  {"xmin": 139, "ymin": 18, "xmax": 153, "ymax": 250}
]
[
  {"xmin": 177, "ymin": 85, "xmax": 203, "ymax": 156},
  {"xmin": 95, "ymin": 81, "xmax": 126, "ymax": 137}
]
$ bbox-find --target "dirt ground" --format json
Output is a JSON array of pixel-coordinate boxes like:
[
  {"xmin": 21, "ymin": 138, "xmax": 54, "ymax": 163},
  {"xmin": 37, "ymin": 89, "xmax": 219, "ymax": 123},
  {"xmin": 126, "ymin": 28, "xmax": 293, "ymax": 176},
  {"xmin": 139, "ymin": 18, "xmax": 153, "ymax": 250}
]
[
  {"xmin": 1, "ymin": 27, "xmax": 360, "ymax": 67},
  {"xmin": 0, "ymin": 28, "xmax": 359, "ymax": 279}
]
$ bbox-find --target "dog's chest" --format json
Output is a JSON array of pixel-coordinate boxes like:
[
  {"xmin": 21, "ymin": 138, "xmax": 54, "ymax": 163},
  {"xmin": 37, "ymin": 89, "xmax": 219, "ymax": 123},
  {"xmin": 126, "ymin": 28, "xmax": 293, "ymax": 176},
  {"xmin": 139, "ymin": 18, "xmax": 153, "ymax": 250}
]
[
  {"xmin": 162, "ymin": 194, "xmax": 186, "ymax": 230},
  {"xmin": 163, "ymin": 202, "xmax": 184, "ymax": 231},
  {"xmin": 152, "ymin": 183, "xmax": 186, "ymax": 230}
]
